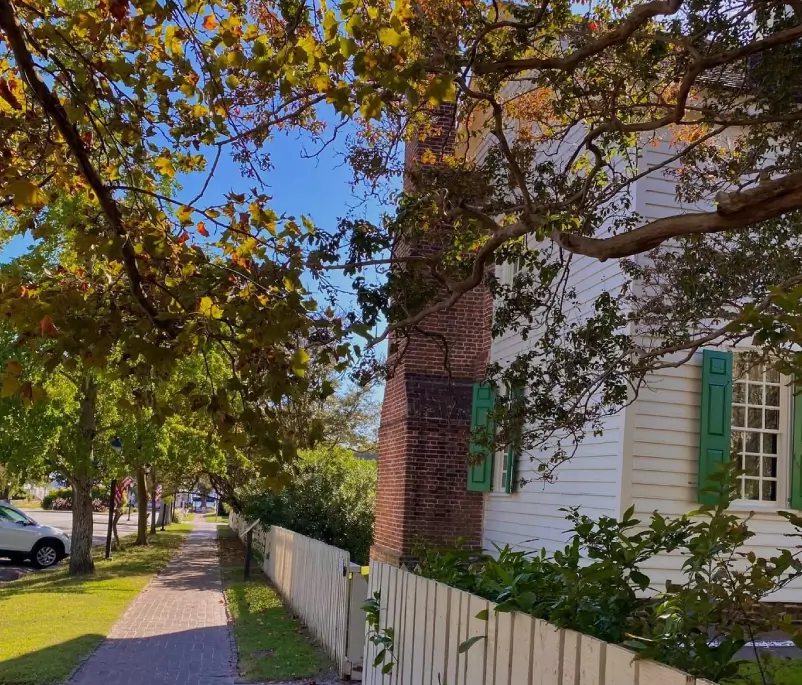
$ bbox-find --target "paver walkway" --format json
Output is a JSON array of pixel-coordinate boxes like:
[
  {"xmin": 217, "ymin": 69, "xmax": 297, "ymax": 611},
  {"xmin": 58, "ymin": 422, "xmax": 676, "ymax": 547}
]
[{"xmin": 70, "ymin": 521, "xmax": 236, "ymax": 685}]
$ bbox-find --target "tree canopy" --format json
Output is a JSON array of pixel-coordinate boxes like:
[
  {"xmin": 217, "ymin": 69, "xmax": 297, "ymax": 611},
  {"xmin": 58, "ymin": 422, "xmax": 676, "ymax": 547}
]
[{"xmin": 1, "ymin": 0, "xmax": 802, "ymax": 485}]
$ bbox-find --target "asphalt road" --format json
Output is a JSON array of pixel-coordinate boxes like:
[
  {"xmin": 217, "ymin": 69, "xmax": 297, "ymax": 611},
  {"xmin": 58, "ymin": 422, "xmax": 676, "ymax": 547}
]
[{"xmin": 26, "ymin": 508, "xmax": 143, "ymax": 544}]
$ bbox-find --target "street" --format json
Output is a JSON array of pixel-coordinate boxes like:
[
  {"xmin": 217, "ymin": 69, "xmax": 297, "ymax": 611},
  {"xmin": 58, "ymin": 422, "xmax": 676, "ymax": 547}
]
[{"xmin": 29, "ymin": 508, "xmax": 145, "ymax": 544}]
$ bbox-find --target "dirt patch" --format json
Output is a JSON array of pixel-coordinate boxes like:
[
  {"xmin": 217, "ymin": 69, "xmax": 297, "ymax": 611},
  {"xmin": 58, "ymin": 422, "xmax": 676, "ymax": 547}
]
[{"xmin": 217, "ymin": 525, "xmax": 246, "ymax": 568}]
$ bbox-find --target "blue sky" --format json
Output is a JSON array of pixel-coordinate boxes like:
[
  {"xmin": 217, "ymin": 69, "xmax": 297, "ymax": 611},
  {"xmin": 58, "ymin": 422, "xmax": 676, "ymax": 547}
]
[{"xmin": 0, "ymin": 120, "xmax": 392, "ymax": 389}]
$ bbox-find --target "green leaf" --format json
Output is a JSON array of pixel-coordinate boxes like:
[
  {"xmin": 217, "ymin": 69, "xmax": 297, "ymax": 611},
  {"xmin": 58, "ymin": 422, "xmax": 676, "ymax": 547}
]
[
  {"xmin": 475, "ymin": 608, "xmax": 489, "ymax": 621},
  {"xmin": 373, "ymin": 649, "xmax": 386, "ymax": 666},
  {"xmin": 381, "ymin": 662, "xmax": 394, "ymax": 675},
  {"xmin": 458, "ymin": 635, "xmax": 486, "ymax": 653}
]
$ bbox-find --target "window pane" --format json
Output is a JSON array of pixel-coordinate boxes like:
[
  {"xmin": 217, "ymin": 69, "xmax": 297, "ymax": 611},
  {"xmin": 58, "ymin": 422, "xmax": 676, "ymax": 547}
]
[
  {"xmin": 749, "ymin": 384, "xmax": 764, "ymax": 406},
  {"xmin": 744, "ymin": 454, "xmax": 760, "ymax": 476},
  {"xmin": 733, "ymin": 382, "xmax": 745, "ymax": 404},
  {"xmin": 766, "ymin": 368, "xmax": 780, "ymax": 383},
  {"xmin": 749, "ymin": 365, "xmax": 763, "ymax": 381},
  {"xmin": 733, "ymin": 407, "xmax": 745, "ymax": 427},
  {"xmin": 763, "ymin": 456, "xmax": 778, "ymax": 478},
  {"xmin": 743, "ymin": 478, "xmax": 760, "ymax": 500},
  {"xmin": 735, "ymin": 357, "xmax": 749, "ymax": 380},
  {"xmin": 748, "ymin": 408, "xmax": 763, "ymax": 428},
  {"xmin": 731, "ymin": 431, "xmax": 745, "ymax": 454},
  {"xmin": 745, "ymin": 432, "xmax": 761, "ymax": 453},
  {"xmin": 766, "ymin": 386, "xmax": 780, "ymax": 407},
  {"xmin": 762, "ymin": 433, "xmax": 778, "ymax": 454},
  {"xmin": 765, "ymin": 409, "xmax": 780, "ymax": 430},
  {"xmin": 762, "ymin": 480, "xmax": 778, "ymax": 502}
]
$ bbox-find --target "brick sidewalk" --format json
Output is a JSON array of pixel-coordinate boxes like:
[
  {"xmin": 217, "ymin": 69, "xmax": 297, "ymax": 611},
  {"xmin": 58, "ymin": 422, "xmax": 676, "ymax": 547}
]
[{"xmin": 69, "ymin": 522, "xmax": 236, "ymax": 685}]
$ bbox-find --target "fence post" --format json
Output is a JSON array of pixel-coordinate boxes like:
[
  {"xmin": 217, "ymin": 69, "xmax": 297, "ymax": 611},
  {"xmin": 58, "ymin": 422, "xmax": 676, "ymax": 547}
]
[{"xmin": 244, "ymin": 527, "xmax": 253, "ymax": 580}]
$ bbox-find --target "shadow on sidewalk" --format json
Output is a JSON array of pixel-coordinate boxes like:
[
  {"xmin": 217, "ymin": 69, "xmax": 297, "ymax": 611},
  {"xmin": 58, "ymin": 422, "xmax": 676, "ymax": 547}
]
[{"xmin": 1, "ymin": 627, "xmax": 237, "ymax": 685}]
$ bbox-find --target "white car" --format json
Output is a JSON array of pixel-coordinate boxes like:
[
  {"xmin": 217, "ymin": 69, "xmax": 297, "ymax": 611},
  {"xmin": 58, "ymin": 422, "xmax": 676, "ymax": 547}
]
[{"xmin": 0, "ymin": 503, "xmax": 71, "ymax": 568}]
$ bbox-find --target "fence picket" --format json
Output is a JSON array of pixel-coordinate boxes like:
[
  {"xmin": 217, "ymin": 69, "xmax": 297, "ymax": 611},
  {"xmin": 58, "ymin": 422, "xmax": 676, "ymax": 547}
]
[
  {"xmin": 560, "ymin": 630, "xmax": 582, "ymax": 685},
  {"xmin": 494, "ymin": 610, "xmax": 514, "ymax": 685},
  {"xmin": 431, "ymin": 582, "xmax": 451, "ymax": 685},
  {"xmin": 604, "ymin": 645, "xmax": 638, "ymax": 685},
  {"xmin": 637, "ymin": 660, "xmax": 695, "ymax": 685},
  {"xmin": 579, "ymin": 635, "xmax": 606, "ymax": 685},
  {"xmin": 533, "ymin": 619, "xmax": 563, "ymax": 685},
  {"xmin": 510, "ymin": 612, "xmax": 535, "ymax": 685},
  {"xmin": 465, "ymin": 594, "xmax": 489, "ymax": 685}
]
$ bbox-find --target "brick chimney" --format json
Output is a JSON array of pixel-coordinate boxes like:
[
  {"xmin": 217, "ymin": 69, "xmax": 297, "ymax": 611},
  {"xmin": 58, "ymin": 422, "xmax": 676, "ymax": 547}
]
[{"xmin": 372, "ymin": 106, "xmax": 492, "ymax": 566}]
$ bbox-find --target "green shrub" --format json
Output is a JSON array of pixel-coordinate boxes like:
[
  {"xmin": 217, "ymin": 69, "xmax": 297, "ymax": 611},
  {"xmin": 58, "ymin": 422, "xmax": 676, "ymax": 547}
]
[
  {"xmin": 416, "ymin": 465, "xmax": 802, "ymax": 684},
  {"xmin": 239, "ymin": 447, "xmax": 376, "ymax": 564}
]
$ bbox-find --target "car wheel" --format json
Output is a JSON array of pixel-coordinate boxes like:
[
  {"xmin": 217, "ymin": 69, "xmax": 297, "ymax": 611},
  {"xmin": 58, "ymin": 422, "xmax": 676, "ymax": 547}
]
[{"xmin": 31, "ymin": 541, "xmax": 61, "ymax": 569}]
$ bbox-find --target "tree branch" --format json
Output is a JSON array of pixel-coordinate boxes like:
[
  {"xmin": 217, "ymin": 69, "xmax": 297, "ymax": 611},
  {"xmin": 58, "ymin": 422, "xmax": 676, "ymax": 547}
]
[{"xmin": 0, "ymin": 0, "xmax": 176, "ymax": 337}]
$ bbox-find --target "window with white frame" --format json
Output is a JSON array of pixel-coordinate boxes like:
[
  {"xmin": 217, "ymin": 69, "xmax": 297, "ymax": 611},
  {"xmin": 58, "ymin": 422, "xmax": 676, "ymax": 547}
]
[{"xmin": 730, "ymin": 355, "xmax": 789, "ymax": 503}]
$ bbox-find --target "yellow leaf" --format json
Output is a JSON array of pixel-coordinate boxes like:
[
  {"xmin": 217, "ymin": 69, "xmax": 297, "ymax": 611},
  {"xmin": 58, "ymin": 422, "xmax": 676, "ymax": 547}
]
[
  {"xmin": 1, "ymin": 374, "xmax": 20, "ymax": 398},
  {"xmin": 177, "ymin": 205, "xmax": 193, "ymax": 225},
  {"xmin": 6, "ymin": 179, "xmax": 46, "ymax": 209},
  {"xmin": 199, "ymin": 296, "xmax": 223, "ymax": 319},
  {"xmin": 290, "ymin": 348, "xmax": 310, "ymax": 377},
  {"xmin": 5, "ymin": 359, "xmax": 21, "ymax": 378},
  {"xmin": 154, "ymin": 156, "xmax": 176, "ymax": 178}
]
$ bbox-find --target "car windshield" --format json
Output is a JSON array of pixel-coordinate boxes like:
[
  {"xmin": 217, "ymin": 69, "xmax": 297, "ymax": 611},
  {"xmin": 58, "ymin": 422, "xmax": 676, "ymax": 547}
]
[{"xmin": 0, "ymin": 505, "xmax": 32, "ymax": 525}]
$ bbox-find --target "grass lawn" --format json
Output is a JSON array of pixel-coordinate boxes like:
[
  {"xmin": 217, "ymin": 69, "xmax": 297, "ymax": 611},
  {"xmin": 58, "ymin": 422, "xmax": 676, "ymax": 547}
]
[
  {"xmin": 0, "ymin": 524, "xmax": 190, "ymax": 685},
  {"xmin": 204, "ymin": 512, "xmax": 227, "ymax": 523},
  {"xmin": 218, "ymin": 525, "xmax": 331, "ymax": 682},
  {"xmin": 734, "ymin": 659, "xmax": 802, "ymax": 685},
  {"xmin": 9, "ymin": 499, "xmax": 42, "ymax": 509}
]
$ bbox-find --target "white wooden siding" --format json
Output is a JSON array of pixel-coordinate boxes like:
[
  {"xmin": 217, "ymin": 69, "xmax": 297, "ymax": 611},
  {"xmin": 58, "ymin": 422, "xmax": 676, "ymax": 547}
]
[
  {"xmin": 628, "ymin": 348, "xmax": 802, "ymax": 601},
  {"xmin": 625, "ymin": 139, "xmax": 802, "ymax": 601},
  {"xmin": 484, "ymin": 246, "xmax": 629, "ymax": 552}
]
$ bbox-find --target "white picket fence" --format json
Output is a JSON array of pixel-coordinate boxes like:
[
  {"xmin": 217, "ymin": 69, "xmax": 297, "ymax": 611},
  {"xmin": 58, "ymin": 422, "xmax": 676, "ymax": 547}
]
[
  {"xmin": 228, "ymin": 512, "xmax": 368, "ymax": 680},
  {"xmin": 363, "ymin": 561, "xmax": 713, "ymax": 685}
]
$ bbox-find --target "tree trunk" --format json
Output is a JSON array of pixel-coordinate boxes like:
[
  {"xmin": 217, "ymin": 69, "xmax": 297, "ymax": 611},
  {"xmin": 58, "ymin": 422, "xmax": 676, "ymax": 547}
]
[
  {"xmin": 69, "ymin": 376, "xmax": 98, "ymax": 576},
  {"xmin": 150, "ymin": 468, "xmax": 157, "ymax": 535},
  {"xmin": 135, "ymin": 467, "xmax": 148, "ymax": 545},
  {"xmin": 0, "ymin": 484, "xmax": 9, "ymax": 501},
  {"xmin": 70, "ymin": 476, "xmax": 95, "ymax": 575}
]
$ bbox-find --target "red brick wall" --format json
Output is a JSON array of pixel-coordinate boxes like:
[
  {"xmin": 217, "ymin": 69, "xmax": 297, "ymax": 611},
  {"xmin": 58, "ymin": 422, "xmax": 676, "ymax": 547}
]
[{"xmin": 373, "ymin": 105, "xmax": 491, "ymax": 566}]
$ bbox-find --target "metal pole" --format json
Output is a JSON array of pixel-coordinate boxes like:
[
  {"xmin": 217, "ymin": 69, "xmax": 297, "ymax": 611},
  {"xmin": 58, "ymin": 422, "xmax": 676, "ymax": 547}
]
[
  {"xmin": 105, "ymin": 479, "xmax": 117, "ymax": 560},
  {"xmin": 244, "ymin": 528, "xmax": 253, "ymax": 580}
]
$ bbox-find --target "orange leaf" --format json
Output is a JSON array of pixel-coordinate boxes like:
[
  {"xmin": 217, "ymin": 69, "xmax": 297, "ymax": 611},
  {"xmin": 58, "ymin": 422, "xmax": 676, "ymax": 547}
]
[
  {"xmin": 40, "ymin": 314, "xmax": 58, "ymax": 338},
  {"xmin": 197, "ymin": 222, "xmax": 210, "ymax": 237},
  {"xmin": 177, "ymin": 231, "xmax": 190, "ymax": 244},
  {"xmin": 203, "ymin": 14, "xmax": 217, "ymax": 30}
]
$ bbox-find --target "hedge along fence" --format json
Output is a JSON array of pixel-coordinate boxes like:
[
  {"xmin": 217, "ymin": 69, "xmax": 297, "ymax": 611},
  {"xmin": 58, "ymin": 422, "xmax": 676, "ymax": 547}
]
[
  {"xmin": 363, "ymin": 561, "xmax": 713, "ymax": 685},
  {"xmin": 229, "ymin": 512, "xmax": 368, "ymax": 680}
]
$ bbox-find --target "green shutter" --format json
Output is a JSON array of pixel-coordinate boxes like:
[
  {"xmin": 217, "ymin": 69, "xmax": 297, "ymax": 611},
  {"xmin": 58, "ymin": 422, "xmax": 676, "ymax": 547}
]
[
  {"xmin": 503, "ymin": 386, "xmax": 524, "ymax": 494},
  {"xmin": 468, "ymin": 383, "xmax": 495, "ymax": 492},
  {"xmin": 790, "ymin": 391, "xmax": 802, "ymax": 509},
  {"xmin": 698, "ymin": 349, "xmax": 733, "ymax": 505}
]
